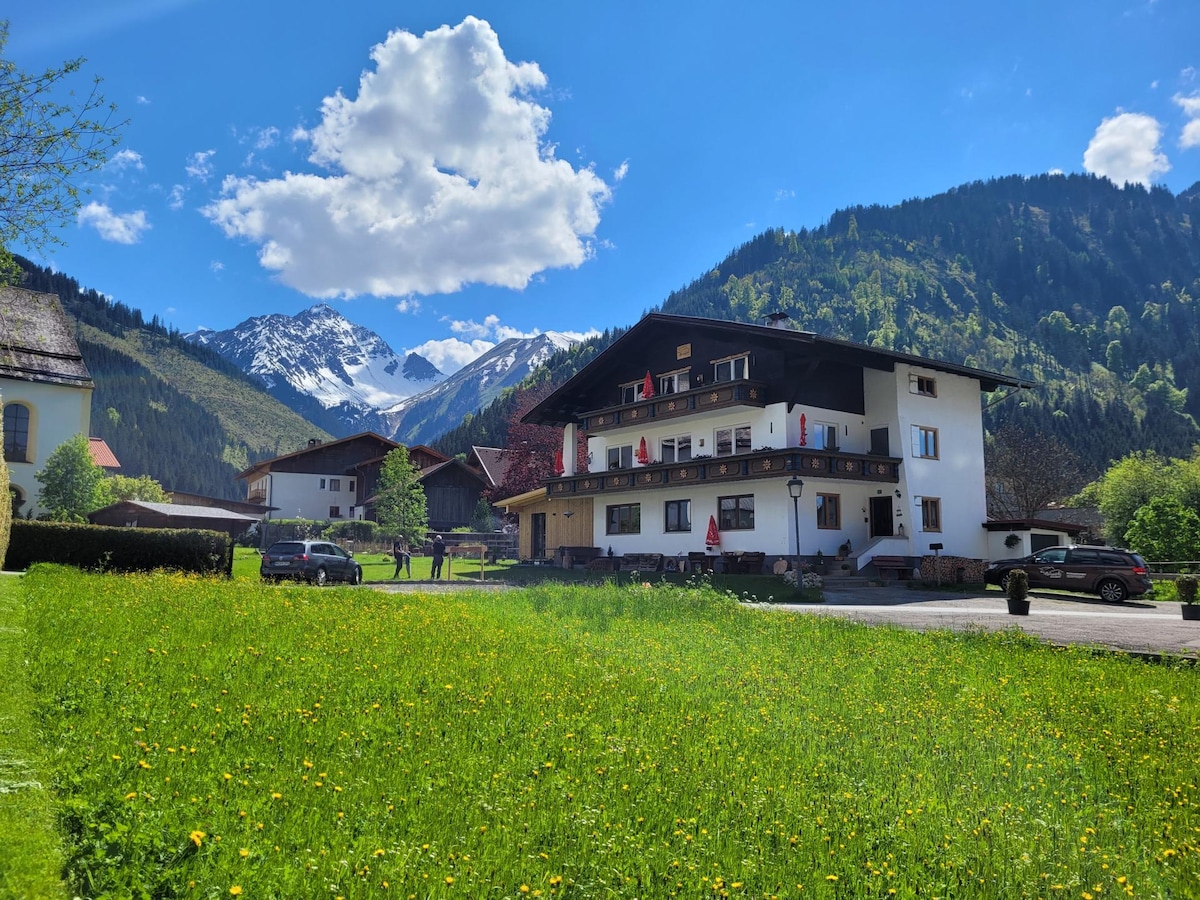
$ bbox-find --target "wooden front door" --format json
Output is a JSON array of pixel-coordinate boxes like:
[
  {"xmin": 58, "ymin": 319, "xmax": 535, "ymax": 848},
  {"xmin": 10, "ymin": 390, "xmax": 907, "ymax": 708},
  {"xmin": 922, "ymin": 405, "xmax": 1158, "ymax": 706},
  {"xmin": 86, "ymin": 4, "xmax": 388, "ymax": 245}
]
[
  {"xmin": 869, "ymin": 496, "xmax": 894, "ymax": 538},
  {"xmin": 531, "ymin": 513, "xmax": 547, "ymax": 558}
]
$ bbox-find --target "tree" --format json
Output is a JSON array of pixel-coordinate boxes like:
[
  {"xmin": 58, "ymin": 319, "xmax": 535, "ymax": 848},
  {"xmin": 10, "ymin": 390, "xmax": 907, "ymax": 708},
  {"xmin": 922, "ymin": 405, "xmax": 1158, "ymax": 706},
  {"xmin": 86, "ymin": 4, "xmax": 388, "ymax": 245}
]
[
  {"xmin": 374, "ymin": 446, "xmax": 428, "ymax": 546},
  {"xmin": 494, "ymin": 382, "xmax": 570, "ymax": 500},
  {"xmin": 101, "ymin": 473, "xmax": 169, "ymax": 504},
  {"xmin": 35, "ymin": 434, "xmax": 107, "ymax": 521},
  {"xmin": 985, "ymin": 425, "xmax": 1085, "ymax": 519},
  {"xmin": 1075, "ymin": 449, "xmax": 1200, "ymax": 544},
  {"xmin": 470, "ymin": 495, "xmax": 496, "ymax": 533},
  {"xmin": 0, "ymin": 21, "xmax": 124, "ymax": 280},
  {"xmin": 1123, "ymin": 496, "xmax": 1200, "ymax": 563}
]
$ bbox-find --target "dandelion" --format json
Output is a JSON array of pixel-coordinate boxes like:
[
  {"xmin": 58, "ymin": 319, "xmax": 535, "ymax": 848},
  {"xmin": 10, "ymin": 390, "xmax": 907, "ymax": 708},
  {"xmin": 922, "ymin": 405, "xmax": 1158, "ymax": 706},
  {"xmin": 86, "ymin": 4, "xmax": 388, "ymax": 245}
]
[
  {"xmin": 445, "ymin": 876, "xmax": 454, "ymax": 885},
  {"xmin": 230, "ymin": 888, "xmax": 243, "ymax": 897},
  {"xmin": 239, "ymin": 848, "xmax": 249, "ymax": 858},
  {"xmin": 826, "ymin": 875, "xmax": 838, "ymax": 882},
  {"xmin": 190, "ymin": 830, "xmax": 205, "ymax": 847}
]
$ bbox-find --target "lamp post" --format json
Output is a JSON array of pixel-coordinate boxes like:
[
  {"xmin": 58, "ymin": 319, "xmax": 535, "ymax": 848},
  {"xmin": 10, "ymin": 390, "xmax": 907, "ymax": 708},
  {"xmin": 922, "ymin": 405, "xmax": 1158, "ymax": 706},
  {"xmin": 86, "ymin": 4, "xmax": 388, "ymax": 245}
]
[{"xmin": 787, "ymin": 475, "xmax": 804, "ymax": 571}]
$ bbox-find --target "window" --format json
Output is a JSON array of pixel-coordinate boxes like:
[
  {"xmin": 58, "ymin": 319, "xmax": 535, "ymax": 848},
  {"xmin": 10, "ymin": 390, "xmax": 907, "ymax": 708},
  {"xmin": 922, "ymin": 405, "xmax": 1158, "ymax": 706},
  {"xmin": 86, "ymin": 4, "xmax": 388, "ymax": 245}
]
[
  {"xmin": 713, "ymin": 354, "xmax": 749, "ymax": 383},
  {"xmin": 911, "ymin": 425, "xmax": 939, "ymax": 459},
  {"xmin": 349, "ymin": 480, "xmax": 355, "ymax": 492},
  {"xmin": 718, "ymin": 494, "xmax": 755, "ymax": 530},
  {"xmin": 607, "ymin": 445, "xmax": 633, "ymax": 469},
  {"xmin": 715, "ymin": 425, "xmax": 751, "ymax": 457},
  {"xmin": 606, "ymin": 503, "xmax": 641, "ymax": 535},
  {"xmin": 660, "ymin": 434, "xmax": 692, "ymax": 463},
  {"xmin": 329, "ymin": 478, "xmax": 341, "ymax": 491},
  {"xmin": 912, "ymin": 375, "xmax": 937, "ymax": 397},
  {"xmin": 659, "ymin": 369, "xmax": 690, "ymax": 395},
  {"xmin": 811, "ymin": 421, "xmax": 838, "ymax": 451},
  {"xmin": 319, "ymin": 477, "xmax": 326, "ymax": 489},
  {"xmin": 921, "ymin": 497, "xmax": 941, "ymax": 532},
  {"xmin": 329, "ymin": 506, "xmax": 342, "ymax": 519},
  {"xmin": 2, "ymin": 403, "xmax": 30, "ymax": 462},
  {"xmin": 665, "ymin": 499, "xmax": 691, "ymax": 533},
  {"xmin": 619, "ymin": 381, "xmax": 646, "ymax": 405},
  {"xmin": 816, "ymin": 493, "xmax": 840, "ymax": 529}
]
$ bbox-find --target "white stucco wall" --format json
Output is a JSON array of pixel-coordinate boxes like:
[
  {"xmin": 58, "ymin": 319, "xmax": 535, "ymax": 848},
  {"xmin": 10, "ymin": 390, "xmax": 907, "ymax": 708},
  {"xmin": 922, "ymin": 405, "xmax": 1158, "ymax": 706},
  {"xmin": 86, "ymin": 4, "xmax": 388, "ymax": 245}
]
[
  {"xmin": 2, "ymin": 378, "xmax": 92, "ymax": 518},
  {"xmin": 261, "ymin": 471, "xmax": 360, "ymax": 521},
  {"xmin": 580, "ymin": 363, "xmax": 992, "ymax": 562}
]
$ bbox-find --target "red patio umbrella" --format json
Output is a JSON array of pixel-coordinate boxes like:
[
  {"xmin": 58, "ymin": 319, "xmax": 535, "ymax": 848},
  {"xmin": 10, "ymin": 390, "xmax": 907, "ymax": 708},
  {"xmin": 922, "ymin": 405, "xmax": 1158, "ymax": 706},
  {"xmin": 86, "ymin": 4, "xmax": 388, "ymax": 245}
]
[
  {"xmin": 553, "ymin": 447, "xmax": 564, "ymax": 475},
  {"xmin": 636, "ymin": 436, "xmax": 650, "ymax": 464},
  {"xmin": 642, "ymin": 370, "xmax": 656, "ymax": 399},
  {"xmin": 799, "ymin": 412, "xmax": 807, "ymax": 446},
  {"xmin": 705, "ymin": 515, "xmax": 720, "ymax": 549}
]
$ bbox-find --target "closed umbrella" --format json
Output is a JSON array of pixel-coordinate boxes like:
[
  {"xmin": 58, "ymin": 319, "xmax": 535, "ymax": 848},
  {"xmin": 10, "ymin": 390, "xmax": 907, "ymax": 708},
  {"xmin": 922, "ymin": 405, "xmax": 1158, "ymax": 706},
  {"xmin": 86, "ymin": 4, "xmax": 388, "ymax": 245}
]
[
  {"xmin": 553, "ymin": 447, "xmax": 564, "ymax": 475},
  {"xmin": 642, "ymin": 370, "xmax": 656, "ymax": 399},
  {"xmin": 799, "ymin": 412, "xmax": 807, "ymax": 446},
  {"xmin": 705, "ymin": 515, "xmax": 720, "ymax": 549},
  {"xmin": 637, "ymin": 436, "xmax": 650, "ymax": 464}
]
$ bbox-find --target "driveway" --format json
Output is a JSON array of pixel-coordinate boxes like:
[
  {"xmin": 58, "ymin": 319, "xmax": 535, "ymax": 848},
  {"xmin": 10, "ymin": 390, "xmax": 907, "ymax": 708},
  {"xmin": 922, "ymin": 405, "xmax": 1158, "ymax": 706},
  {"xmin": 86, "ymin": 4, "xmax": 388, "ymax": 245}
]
[{"xmin": 768, "ymin": 585, "xmax": 1200, "ymax": 659}]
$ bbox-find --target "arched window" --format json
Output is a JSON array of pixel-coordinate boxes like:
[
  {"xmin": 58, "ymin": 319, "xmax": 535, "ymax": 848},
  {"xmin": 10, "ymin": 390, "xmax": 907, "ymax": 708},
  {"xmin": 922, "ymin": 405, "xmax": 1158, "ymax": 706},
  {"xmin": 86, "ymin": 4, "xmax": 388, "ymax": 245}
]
[{"xmin": 3, "ymin": 403, "xmax": 31, "ymax": 462}]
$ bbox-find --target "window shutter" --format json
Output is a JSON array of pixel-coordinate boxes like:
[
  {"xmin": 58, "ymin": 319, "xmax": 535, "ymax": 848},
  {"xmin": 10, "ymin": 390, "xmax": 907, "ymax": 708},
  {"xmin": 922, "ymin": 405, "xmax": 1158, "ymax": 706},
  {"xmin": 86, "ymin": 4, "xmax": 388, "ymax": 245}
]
[{"xmin": 910, "ymin": 425, "xmax": 921, "ymax": 456}]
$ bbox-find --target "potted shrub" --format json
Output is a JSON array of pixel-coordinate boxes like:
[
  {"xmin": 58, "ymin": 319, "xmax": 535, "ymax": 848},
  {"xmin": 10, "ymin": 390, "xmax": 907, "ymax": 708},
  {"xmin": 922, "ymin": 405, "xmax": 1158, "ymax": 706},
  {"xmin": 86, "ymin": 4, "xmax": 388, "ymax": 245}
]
[
  {"xmin": 1005, "ymin": 569, "xmax": 1030, "ymax": 615},
  {"xmin": 813, "ymin": 549, "xmax": 826, "ymax": 575},
  {"xmin": 1178, "ymin": 574, "xmax": 1199, "ymax": 620},
  {"xmin": 1004, "ymin": 533, "xmax": 1021, "ymax": 551}
]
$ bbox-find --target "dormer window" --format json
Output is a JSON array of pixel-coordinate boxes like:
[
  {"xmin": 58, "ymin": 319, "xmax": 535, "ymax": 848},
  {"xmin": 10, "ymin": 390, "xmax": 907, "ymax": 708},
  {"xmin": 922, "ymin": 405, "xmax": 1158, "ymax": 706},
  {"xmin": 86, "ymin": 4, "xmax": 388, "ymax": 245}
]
[
  {"xmin": 619, "ymin": 381, "xmax": 645, "ymax": 405},
  {"xmin": 659, "ymin": 369, "xmax": 690, "ymax": 395},
  {"xmin": 713, "ymin": 353, "xmax": 749, "ymax": 383}
]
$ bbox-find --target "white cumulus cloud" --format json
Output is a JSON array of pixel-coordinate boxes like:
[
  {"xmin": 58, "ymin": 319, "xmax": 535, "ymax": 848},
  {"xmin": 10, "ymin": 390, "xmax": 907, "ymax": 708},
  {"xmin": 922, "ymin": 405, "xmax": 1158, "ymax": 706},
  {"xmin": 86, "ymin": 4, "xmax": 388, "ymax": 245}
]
[
  {"xmin": 185, "ymin": 149, "xmax": 217, "ymax": 180},
  {"xmin": 410, "ymin": 337, "xmax": 497, "ymax": 374},
  {"xmin": 77, "ymin": 203, "xmax": 150, "ymax": 244},
  {"xmin": 1082, "ymin": 111, "xmax": 1169, "ymax": 186},
  {"xmin": 203, "ymin": 16, "xmax": 612, "ymax": 299},
  {"xmin": 1175, "ymin": 93, "xmax": 1200, "ymax": 149},
  {"xmin": 108, "ymin": 149, "xmax": 144, "ymax": 170}
]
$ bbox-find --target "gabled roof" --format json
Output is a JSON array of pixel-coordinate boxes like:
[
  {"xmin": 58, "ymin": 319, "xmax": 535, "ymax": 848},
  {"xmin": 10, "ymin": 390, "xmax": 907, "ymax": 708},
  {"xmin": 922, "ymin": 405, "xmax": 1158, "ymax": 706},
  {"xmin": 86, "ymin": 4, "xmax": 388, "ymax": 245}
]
[
  {"xmin": 524, "ymin": 313, "xmax": 1033, "ymax": 426},
  {"xmin": 237, "ymin": 431, "xmax": 397, "ymax": 480},
  {"xmin": 88, "ymin": 437, "xmax": 121, "ymax": 469},
  {"xmin": 0, "ymin": 286, "xmax": 94, "ymax": 388},
  {"xmin": 90, "ymin": 500, "xmax": 258, "ymax": 523},
  {"xmin": 470, "ymin": 446, "xmax": 512, "ymax": 488}
]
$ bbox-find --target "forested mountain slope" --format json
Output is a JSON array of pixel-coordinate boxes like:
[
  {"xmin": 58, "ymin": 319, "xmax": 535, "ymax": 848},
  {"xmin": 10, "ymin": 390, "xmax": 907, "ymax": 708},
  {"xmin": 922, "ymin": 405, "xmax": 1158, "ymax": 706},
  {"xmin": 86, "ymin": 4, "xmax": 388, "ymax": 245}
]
[
  {"xmin": 16, "ymin": 259, "xmax": 332, "ymax": 499},
  {"xmin": 439, "ymin": 174, "xmax": 1200, "ymax": 480}
]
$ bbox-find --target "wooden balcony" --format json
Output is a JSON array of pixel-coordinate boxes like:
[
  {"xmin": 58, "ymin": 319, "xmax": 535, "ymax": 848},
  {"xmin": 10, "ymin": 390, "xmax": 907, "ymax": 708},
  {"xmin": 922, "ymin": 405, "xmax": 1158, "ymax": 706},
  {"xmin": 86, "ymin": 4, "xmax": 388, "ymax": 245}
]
[
  {"xmin": 547, "ymin": 447, "xmax": 901, "ymax": 497},
  {"xmin": 582, "ymin": 380, "xmax": 769, "ymax": 433}
]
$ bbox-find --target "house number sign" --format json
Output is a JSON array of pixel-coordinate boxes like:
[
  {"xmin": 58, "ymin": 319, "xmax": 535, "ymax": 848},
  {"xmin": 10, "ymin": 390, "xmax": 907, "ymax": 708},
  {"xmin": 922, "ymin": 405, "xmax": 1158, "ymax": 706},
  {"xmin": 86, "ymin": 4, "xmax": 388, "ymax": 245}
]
[{"xmin": 677, "ymin": 343, "xmax": 691, "ymax": 360}]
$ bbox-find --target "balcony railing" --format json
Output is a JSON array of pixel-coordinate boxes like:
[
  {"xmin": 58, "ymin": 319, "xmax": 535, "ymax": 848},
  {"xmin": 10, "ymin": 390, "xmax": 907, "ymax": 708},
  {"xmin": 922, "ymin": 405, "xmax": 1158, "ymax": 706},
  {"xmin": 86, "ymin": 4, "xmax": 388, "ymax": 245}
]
[
  {"xmin": 582, "ymin": 380, "xmax": 769, "ymax": 433},
  {"xmin": 547, "ymin": 447, "xmax": 901, "ymax": 497}
]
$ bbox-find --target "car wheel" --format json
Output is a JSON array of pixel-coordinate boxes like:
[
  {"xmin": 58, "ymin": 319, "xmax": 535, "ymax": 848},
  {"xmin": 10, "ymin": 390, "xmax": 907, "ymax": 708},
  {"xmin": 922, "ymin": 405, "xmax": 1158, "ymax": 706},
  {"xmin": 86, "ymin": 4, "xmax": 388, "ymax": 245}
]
[
  {"xmin": 1097, "ymin": 578, "xmax": 1128, "ymax": 603},
  {"xmin": 314, "ymin": 567, "xmax": 328, "ymax": 587},
  {"xmin": 350, "ymin": 566, "xmax": 363, "ymax": 586},
  {"xmin": 999, "ymin": 572, "xmax": 1012, "ymax": 593}
]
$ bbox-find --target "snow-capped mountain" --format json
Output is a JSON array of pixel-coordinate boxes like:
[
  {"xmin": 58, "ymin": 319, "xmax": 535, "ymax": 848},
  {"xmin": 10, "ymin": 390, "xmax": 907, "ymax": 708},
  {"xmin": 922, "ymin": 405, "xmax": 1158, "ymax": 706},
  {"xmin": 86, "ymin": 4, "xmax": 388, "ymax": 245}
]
[
  {"xmin": 187, "ymin": 304, "xmax": 578, "ymax": 442},
  {"xmin": 387, "ymin": 331, "xmax": 577, "ymax": 445},
  {"xmin": 186, "ymin": 304, "xmax": 444, "ymax": 435}
]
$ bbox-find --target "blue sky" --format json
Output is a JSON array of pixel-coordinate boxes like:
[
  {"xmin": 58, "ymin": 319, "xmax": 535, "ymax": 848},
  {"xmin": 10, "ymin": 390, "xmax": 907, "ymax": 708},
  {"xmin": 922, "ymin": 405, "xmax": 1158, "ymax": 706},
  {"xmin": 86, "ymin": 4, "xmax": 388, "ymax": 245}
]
[{"xmin": 11, "ymin": 0, "xmax": 1200, "ymax": 373}]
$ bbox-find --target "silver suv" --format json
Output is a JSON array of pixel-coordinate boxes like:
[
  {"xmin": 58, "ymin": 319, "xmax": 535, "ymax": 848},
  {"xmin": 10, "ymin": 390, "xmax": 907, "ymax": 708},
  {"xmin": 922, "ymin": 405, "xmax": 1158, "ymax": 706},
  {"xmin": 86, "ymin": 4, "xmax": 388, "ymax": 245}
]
[
  {"xmin": 260, "ymin": 540, "xmax": 363, "ymax": 586},
  {"xmin": 985, "ymin": 545, "xmax": 1152, "ymax": 603}
]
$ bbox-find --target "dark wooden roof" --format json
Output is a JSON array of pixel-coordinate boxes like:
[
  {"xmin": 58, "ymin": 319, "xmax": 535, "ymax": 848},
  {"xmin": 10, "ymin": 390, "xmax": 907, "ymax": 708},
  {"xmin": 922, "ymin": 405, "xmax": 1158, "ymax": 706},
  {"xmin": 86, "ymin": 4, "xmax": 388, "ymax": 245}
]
[
  {"xmin": 237, "ymin": 432, "xmax": 398, "ymax": 480},
  {"xmin": 470, "ymin": 446, "xmax": 511, "ymax": 487},
  {"xmin": 524, "ymin": 313, "xmax": 1033, "ymax": 426},
  {"xmin": 0, "ymin": 286, "xmax": 93, "ymax": 388}
]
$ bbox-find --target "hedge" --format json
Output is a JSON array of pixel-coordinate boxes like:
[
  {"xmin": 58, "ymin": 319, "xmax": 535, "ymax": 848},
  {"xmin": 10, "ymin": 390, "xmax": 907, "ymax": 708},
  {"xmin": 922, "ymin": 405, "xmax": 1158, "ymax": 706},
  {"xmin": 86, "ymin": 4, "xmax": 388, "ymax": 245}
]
[{"xmin": 4, "ymin": 520, "xmax": 231, "ymax": 575}]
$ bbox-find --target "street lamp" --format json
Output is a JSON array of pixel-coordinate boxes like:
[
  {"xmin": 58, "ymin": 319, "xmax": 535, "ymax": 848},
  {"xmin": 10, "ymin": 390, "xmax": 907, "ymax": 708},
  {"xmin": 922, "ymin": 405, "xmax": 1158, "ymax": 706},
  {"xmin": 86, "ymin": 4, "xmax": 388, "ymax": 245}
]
[{"xmin": 787, "ymin": 475, "xmax": 804, "ymax": 570}]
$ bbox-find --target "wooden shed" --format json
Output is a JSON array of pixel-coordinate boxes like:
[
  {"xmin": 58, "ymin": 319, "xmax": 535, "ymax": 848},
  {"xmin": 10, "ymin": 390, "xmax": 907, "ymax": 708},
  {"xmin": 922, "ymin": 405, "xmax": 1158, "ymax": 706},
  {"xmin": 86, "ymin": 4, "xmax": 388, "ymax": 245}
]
[{"xmin": 500, "ymin": 488, "xmax": 595, "ymax": 563}]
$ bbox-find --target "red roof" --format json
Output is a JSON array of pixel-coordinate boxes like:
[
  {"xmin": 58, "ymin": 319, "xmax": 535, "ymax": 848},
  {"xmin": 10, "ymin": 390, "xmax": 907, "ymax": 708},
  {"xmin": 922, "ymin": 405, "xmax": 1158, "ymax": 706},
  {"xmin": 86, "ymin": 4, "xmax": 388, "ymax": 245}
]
[{"xmin": 88, "ymin": 437, "xmax": 121, "ymax": 469}]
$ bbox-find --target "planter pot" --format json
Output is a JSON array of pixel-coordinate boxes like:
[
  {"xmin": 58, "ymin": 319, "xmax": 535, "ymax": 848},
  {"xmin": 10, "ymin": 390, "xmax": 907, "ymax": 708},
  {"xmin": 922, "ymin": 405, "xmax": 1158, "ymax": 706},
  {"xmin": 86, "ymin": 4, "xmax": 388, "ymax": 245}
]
[
  {"xmin": 1006, "ymin": 597, "xmax": 1031, "ymax": 616},
  {"xmin": 1182, "ymin": 604, "xmax": 1200, "ymax": 621}
]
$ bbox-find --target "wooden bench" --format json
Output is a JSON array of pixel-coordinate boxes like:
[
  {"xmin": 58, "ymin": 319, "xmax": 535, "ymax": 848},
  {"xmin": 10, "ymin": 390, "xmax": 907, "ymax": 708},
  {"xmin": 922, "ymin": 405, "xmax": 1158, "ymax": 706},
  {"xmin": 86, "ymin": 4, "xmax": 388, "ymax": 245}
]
[
  {"xmin": 558, "ymin": 546, "xmax": 602, "ymax": 566},
  {"xmin": 721, "ymin": 551, "xmax": 766, "ymax": 575},
  {"xmin": 619, "ymin": 553, "xmax": 663, "ymax": 572},
  {"xmin": 871, "ymin": 556, "xmax": 911, "ymax": 579},
  {"xmin": 586, "ymin": 557, "xmax": 618, "ymax": 572}
]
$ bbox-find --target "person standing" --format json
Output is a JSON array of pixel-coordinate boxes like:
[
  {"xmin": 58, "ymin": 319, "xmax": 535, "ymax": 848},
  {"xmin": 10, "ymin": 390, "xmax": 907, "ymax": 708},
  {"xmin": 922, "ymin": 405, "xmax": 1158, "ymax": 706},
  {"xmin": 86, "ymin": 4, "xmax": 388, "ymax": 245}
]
[
  {"xmin": 392, "ymin": 538, "xmax": 411, "ymax": 578},
  {"xmin": 431, "ymin": 534, "xmax": 447, "ymax": 579}
]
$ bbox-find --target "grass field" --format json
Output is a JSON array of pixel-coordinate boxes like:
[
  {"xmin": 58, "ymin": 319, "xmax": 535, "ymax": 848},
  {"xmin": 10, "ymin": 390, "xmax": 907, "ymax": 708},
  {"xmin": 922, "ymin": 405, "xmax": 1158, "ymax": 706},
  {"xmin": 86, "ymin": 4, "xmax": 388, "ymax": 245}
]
[{"xmin": 8, "ymin": 565, "xmax": 1200, "ymax": 898}]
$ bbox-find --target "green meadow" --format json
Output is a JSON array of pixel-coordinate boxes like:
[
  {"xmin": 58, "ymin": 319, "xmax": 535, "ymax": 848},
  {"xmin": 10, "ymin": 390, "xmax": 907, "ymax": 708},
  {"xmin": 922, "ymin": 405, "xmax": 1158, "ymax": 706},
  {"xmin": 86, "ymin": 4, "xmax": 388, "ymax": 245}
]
[{"xmin": 5, "ymin": 565, "xmax": 1199, "ymax": 898}]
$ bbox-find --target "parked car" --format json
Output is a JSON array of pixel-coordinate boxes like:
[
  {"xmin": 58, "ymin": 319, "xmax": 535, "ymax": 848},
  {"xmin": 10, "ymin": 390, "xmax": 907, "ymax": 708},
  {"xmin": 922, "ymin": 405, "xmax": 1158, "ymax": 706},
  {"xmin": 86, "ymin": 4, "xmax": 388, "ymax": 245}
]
[
  {"xmin": 984, "ymin": 545, "xmax": 1152, "ymax": 603},
  {"xmin": 260, "ymin": 540, "xmax": 363, "ymax": 586}
]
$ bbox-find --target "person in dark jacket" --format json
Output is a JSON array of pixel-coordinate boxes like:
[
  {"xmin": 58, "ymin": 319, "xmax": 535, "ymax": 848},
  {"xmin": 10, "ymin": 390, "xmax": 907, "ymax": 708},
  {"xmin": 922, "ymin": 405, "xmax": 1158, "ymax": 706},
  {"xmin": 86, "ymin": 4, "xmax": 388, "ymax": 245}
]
[
  {"xmin": 392, "ymin": 539, "xmax": 411, "ymax": 578},
  {"xmin": 431, "ymin": 534, "xmax": 447, "ymax": 579}
]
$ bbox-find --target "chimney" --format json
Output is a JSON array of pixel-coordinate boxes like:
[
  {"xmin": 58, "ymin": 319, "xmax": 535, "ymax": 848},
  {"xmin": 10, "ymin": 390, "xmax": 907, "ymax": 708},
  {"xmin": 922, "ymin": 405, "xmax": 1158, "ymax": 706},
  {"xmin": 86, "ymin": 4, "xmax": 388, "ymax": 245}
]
[
  {"xmin": 762, "ymin": 311, "xmax": 791, "ymax": 328},
  {"xmin": 307, "ymin": 438, "xmax": 322, "ymax": 448}
]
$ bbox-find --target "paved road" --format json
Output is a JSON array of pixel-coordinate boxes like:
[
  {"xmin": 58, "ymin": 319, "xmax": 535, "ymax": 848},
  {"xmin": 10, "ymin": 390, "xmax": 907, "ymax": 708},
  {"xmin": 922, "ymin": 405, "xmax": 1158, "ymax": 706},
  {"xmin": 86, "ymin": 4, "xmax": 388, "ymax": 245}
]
[{"xmin": 767, "ymin": 586, "xmax": 1200, "ymax": 659}]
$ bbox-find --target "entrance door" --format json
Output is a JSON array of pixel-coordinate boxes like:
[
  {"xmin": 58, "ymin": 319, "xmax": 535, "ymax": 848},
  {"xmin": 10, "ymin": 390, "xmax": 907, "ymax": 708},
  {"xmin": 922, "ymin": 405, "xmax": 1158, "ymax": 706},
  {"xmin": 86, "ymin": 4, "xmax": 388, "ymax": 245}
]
[
  {"xmin": 531, "ymin": 513, "xmax": 547, "ymax": 558},
  {"xmin": 869, "ymin": 497, "xmax": 894, "ymax": 538}
]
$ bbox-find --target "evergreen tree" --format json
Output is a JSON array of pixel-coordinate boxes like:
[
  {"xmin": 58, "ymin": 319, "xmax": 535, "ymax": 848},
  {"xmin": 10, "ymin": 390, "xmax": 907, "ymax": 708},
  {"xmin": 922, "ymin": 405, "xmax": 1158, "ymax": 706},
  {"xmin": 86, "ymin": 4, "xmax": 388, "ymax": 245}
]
[
  {"xmin": 36, "ymin": 434, "xmax": 107, "ymax": 521},
  {"xmin": 375, "ymin": 446, "xmax": 428, "ymax": 546}
]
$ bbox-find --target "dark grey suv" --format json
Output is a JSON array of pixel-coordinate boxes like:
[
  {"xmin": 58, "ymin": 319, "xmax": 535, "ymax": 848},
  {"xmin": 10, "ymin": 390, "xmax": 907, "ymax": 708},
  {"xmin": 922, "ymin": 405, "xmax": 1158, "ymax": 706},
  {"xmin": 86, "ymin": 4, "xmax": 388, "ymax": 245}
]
[
  {"xmin": 984, "ymin": 545, "xmax": 1152, "ymax": 603},
  {"xmin": 260, "ymin": 540, "xmax": 363, "ymax": 586}
]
